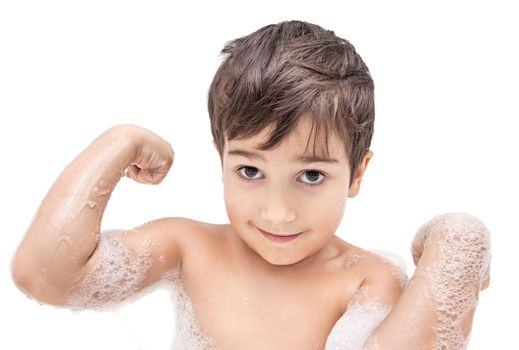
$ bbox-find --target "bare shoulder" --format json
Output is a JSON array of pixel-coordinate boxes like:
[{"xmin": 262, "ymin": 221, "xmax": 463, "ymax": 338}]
[
  {"xmin": 347, "ymin": 245, "xmax": 406, "ymax": 306},
  {"xmin": 358, "ymin": 249, "xmax": 407, "ymax": 305},
  {"xmin": 145, "ymin": 216, "xmax": 230, "ymax": 273},
  {"xmin": 117, "ymin": 216, "xmax": 210, "ymax": 260},
  {"xmin": 134, "ymin": 216, "xmax": 222, "ymax": 263},
  {"xmin": 169, "ymin": 216, "xmax": 227, "ymax": 251}
]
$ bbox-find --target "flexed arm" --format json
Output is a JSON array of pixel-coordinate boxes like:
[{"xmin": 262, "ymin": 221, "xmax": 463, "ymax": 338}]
[
  {"xmin": 363, "ymin": 213, "xmax": 491, "ymax": 350},
  {"xmin": 10, "ymin": 124, "xmax": 175, "ymax": 306}
]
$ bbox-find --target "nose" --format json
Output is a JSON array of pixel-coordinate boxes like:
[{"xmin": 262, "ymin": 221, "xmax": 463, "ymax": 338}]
[{"xmin": 260, "ymin": 186, "xmax": 297, "ymax": 224}]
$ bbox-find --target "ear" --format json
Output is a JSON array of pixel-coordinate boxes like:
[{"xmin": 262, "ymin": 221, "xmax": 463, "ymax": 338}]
[{"xmin": 347, "ymin": 150, "xmax": 373, "ymax": 198}]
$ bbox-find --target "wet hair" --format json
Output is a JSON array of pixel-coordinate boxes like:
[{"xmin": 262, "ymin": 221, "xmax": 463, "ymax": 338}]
[{"xmin": 207, "ymin": 20, "xmax": 375, "ymax": 185}]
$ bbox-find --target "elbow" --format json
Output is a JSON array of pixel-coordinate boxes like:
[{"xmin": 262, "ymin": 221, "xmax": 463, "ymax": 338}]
[
  {"xmin": 11, "ymin": 254, "xmax": 42, "ymax": 304},
  {"xmin": 11, "ymin": 249, "xmax": 33, "ymax": 295},
  {"xmin": 10, "ymin": 251, "xmax": 69, "ymax": 307}
]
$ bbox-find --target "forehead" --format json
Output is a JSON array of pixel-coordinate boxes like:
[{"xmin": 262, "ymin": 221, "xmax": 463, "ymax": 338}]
[{"xmin": 224, "ymin": 114, "xmax": 348, "ymax": 164}]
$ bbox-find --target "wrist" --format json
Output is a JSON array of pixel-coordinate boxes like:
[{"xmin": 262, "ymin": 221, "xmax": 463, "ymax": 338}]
[{"xmin": 416, "ymin": 213, "xmax": 491, "ymax": 290}]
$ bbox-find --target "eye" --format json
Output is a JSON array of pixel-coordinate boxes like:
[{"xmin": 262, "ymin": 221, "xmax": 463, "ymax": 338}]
[
  {"xmin": 298, "ymin": 170, "xmax": 326, "ymax": 187},
  {"xmin": 237, "ymin": 166, "xmax": 263, "ymax": 181},
  {"xmin": 235, "ymin": 166, "xmax": 326, "ymax": 187}
]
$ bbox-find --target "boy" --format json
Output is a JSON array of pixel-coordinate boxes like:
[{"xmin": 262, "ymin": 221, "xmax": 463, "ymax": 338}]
[{"xmin": 11, "ymin": 21, "xmax": 489, "ymax": 349}]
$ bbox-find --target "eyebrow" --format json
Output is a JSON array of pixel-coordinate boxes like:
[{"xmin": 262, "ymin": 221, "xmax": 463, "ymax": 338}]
[{"xmin": 227, "ymin": 149, "xmax": 339, "ymax": 164}]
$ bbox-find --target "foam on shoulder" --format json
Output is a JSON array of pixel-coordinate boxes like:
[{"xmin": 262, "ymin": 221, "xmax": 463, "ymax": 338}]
[{"xmin": 369, "ymin": 249, "xmax": 409, "ymax": 288}]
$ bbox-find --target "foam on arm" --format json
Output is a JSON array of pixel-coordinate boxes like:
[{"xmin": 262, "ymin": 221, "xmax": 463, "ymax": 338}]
[
  {"xmin": 66, "ymin": 229, "xmax": 153, "ymax": 311},
  {"xmin": 325, "ymin": 294, "xmax": 392, "ymax": 350},
  {"xmin": 363, "ymin": 213, "xmax": 492, "ymax": 350}
]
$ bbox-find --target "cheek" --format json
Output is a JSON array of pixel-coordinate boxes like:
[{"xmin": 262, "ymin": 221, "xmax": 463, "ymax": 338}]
[
  {"xmin": 223, "ymin": 181, "xmax": 254, "ymax": 222},
  {"xmin": 307, "ymin": 188, "xmax": 347, "ymax": 229}
]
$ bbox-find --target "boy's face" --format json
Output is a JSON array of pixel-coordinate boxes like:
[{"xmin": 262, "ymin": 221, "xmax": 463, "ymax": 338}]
[{"xmin": 220, "ymin": 114, "xmax": 371, "ymax": 267}]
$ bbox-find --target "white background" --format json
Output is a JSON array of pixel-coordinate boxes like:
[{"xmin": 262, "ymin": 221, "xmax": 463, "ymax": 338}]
[{"xmin": 1, "ymin": 0, "xmax": 517, "ymax": 349}]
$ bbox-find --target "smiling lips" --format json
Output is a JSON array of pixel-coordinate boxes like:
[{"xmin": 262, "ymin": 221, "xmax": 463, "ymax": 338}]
[{"xmin": 258, "ymin": 228, "xmax": 303, "ymax": 243}]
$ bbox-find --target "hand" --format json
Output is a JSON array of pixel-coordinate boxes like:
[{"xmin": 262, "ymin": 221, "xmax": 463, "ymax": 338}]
[
  {"xmin": 411, "ymin": 212, "xmax": 491, "ymax": 291},
  {"xmin": 108, "ymin": 124, "xmax": 174, "ymax": 185}
]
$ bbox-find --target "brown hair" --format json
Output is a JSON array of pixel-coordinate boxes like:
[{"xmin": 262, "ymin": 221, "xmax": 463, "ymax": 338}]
[{"xmin": 207, "ymin": 20, "xmax": 375, "ymax": 186}]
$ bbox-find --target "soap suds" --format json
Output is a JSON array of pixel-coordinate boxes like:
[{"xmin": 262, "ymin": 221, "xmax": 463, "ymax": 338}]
[
  {"xmin": 160, "ymin": 269, "xmax": 220, "ymax": 350},
  {"xmin": 325, "ymin": 294, "xmax": 392, "ymax": 350},
  {"xmin": 66, "ymin": 229, "xmax": 152, "ymax": 311},
  {"xmin": 415, "ymin": 212, "xmax": 491, "ymax": 350}
]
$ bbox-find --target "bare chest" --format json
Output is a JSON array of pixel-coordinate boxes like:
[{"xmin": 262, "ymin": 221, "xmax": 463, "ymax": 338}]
[
  {"xmin": 183, "ymin": 275, "xmax": 345, "ymax": 349},
  {"xmin": 179, "ymin": 240, "xmax": 361, "ymax": 349}
]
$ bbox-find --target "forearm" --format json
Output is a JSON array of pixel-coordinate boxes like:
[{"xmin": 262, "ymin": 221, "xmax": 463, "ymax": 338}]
[
  {"xmin": 364, "ymin": 213, "xmax": 491, "ymax": 350},
  {"xmin": 12, "ymin": 125, "xmax": 139, "ymax": 300}
]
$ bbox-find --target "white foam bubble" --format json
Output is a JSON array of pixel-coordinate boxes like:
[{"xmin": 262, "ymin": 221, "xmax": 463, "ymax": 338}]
[
  {"xmin": 326, "ymin": 297, "xmax": 392, "ymax": 350},
  {"xmin": 415, "ymin": 212, "xmax": 491, "ymax": 350},
  {"xmin": 64, "ymin": 230, "xmax": 218, "ymax": 349},
  {"xmin": 163, "ymin": 270, "xmax": 220, "ymax": 350},
  {"xmin": 66, "ymin": 229, "xmax": 153, "ymax": 311}
]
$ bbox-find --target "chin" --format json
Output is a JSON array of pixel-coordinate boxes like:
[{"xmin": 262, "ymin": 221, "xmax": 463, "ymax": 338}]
[{"xmin": 259, "ymin": 251, "xmax": 304, "ymax": 267}]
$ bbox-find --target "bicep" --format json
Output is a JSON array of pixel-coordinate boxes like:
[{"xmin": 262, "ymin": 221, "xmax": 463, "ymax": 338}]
[{"xmin": 65, "ymin": 217, "xmax": 186, "ymax": 310}]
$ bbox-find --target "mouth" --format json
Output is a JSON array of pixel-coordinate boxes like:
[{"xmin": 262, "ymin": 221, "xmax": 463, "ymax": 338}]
[{"xmin": 257, "ymin": 227, "xmax": 303, "ymax": 243}]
